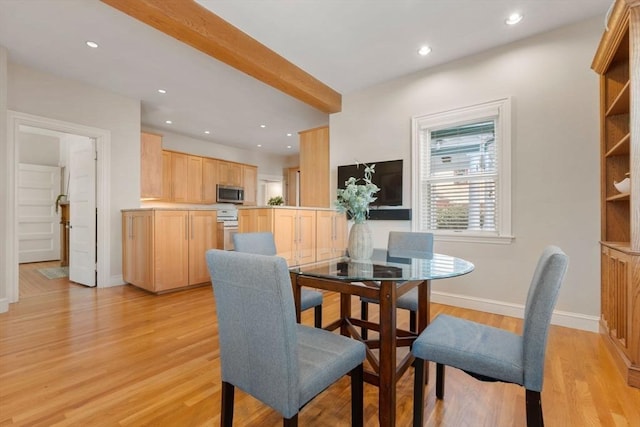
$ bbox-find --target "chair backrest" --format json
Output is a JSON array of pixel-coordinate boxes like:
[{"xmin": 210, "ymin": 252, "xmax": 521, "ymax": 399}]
[
  {"xmin": 233, "ymin": 232, "xmax": 277, "ymax": 255},
  {"xmin": 206, "ymin": 249, "xmax": 300, "ymax": 415},
  {"xmin": 387, "ymin": 231, "xmax": 434, "ymax": 259},
  {"xmin": 522, "ymin": 245, "xmax": 569, "ymax": 391}
]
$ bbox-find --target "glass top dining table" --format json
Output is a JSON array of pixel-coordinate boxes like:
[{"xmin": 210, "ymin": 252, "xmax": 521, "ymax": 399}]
[{"xmin": 289, "ymin": 250, "xmax": 474, "ymax": 427}]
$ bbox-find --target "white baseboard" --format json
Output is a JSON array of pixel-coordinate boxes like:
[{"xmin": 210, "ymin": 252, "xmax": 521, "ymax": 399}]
[
  {"xmin": 0, "ymin": 297, "xmax": 8, "ymax": 313},
  {"xmin": 104, "ymin": 275, "xmax": 125, "ymax": 288},
  {"xmin": 431, "ymin": 291, "xmax": 600, "ymax": 332}
]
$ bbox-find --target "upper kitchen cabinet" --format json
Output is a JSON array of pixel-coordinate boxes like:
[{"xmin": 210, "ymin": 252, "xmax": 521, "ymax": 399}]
[
  {"xmin": 218, "ymin": 160, "xmax": 243, "ymax": 187},
  {"xmin": 169, "ymin": 151, "xmax": 189, "ymax": 203},
  {"xmin": 202, "ymin": 158, "xmax": 218, "ymax": 204},
  {"xmin": 140, "ymin": 132, "xmax": 163, "ymax": 199},
  {"xmin": 243, "ymin": 165, "xmax": 258, "ymax": 206},
  {"xmin": 299, "ymin": 126, "xmax": 329, "ymax": 208}
]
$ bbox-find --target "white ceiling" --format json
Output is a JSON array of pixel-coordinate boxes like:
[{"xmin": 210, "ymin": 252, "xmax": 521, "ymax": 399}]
[{"xmin": 0, "ymin": 0, "xmax": 611, "ymax": 155}]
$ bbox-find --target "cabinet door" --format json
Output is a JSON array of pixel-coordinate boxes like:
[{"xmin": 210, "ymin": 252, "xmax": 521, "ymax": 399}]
[
  {"xmin": 170, "ymin": 152, "xmax": 188, "ymax": 203},
  {"xmin": 238, "ymin": 209, "xmax": 255, "ymax": 233},
  {"xmin": 274, "ymin": 209, "xmax": 297, "ymax": 265},
  {"xmin": 316, "ymin": 210, "xmax": 333, "ymax": 261},
  {"xmin": 188, "ymin": 210, "xmax": 217, "ymax": 285},
  {"xmin": 299, "ymin": 127, "xmax": 329, "ymax": 207},
  {"xmin": 202, "ymin": 158, "xmax": 218, "ymax": 204},
  {"xmin": 242, "ymin": 165, "xmax": 258, "ymax": 206},
  {"xmin": 296, "ymin": 209, "xmax": 317, "ymax": 265},
  {"xmin": 187, "ymin": 155, "xmax": 203, "ymax": 203},
  {"xmin": 255, "ymin": 208, "xmax": 273, "ymax": 232},
  {"xmin": 332, "ymin": 212, "xmax": 348, "ymax": 257},
  {"xmin": 122, "ymin": 211, "xmax": 153, "ymax": 291},
  {"xmin": 140, "ymin": 132, "xmax": 163, "ymax": 199},
  {"xmin": 154, "ymin": 210, "xmax": 189, "ymax": 291},
  {"xmin": 161, "ymin": 151, "xmax": 172, "ymax": 201}
]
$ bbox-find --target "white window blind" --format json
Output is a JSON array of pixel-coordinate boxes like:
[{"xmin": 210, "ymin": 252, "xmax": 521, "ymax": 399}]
[
  {"xmin": 412, "ymin": 98, "xmax": 512, "ymax": 243},
  {"xmin": 422, "ymin": 121, "xmax": 497, "ymax": 232}
]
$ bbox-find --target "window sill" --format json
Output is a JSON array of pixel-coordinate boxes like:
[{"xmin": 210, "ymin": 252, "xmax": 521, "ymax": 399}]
[{"xmin": 432, "ymin": 232, "xmax": 514, "ymax": 245}]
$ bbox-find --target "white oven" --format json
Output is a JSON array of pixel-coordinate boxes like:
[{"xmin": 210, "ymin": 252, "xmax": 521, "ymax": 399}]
[{"xmin": 215, "ymin": 205, "xmax": 239, "ymax": 250}]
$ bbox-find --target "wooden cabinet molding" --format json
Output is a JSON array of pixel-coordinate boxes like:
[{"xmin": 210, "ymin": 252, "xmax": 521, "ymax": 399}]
[
  {"xmin": 140, "ymin": 132, "xmax": 163, "ymax": 199},
  {"xmin": 299, "ymin": 126, "xmax": 329, "ymax": 208}
]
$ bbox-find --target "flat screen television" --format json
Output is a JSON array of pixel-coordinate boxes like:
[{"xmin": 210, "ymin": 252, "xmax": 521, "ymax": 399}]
[{"xmin": 337, "ymin": 159, "xmax": 403, "ymax": 207}]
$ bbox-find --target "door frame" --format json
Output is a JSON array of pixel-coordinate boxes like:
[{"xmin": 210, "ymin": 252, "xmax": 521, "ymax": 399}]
[{"xmin": 5, "ymin": 110, "xmax": 111, "ymax": 303}]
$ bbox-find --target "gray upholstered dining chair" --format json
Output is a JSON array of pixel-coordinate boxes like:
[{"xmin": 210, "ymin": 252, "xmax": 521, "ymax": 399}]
[
  {"xmin": 360, "ymin": 231, "xmax": 434, "ymax": 338},
  {"xmin": 206, "ymin": 249, "xmax": 366, "ymax": 427},
  {"xmin": 233, "ymin": 232, "xmax": 324, "ymax": 328},
  {"xmin": 411, "ymin": 246, "xmax": 569, "ymax": 427}
]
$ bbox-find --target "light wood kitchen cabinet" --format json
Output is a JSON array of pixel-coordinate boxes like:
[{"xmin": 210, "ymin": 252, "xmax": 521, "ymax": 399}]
[
  {"xmin": 169, "ymin": 152, "xmax": 189, "ymax": 203},
  {"xmin": 122, "ymin": 209, "xmax": 217, "ymax": 293},
  {"xmin": 140, "ymin": 132, "xmax": 163, "ymax": 199},
  {"xmin": 187, "ymin": 155, "xmax": 203, "ymax": 203},
  {"xmin": 161, "ymin": 151, "xmax": 171, "ymax": 201},
  {"xmin": 122, "ymin": 210, "xmax": 154, "ymax": 291},
  {"xmin": 238, "ymin": 207, "xmax": 339, "ymax": 266},
  {"xmin": 218, "ymin": 160, "xmax": 243, "ymax": 187},
  {"xmin": 242, "ymin": 164, "xmax": 258, "ymax": 206},
  {"xmin": 592, "ymin": 0, "xmax": 640, "ymax": 388},
  {"xmin": 202, "ymin": 158, "xmax": 218, "ymax": 203},
  {"xmin": 286, "ymin": 166, "xmax": 299, "ymax": 206},
  {"xmin": 316, "ymin": 210, "xmax": 348, "ymax": 261},
  {"xmin": 273, "ymin": 209, "xmax": 316, "ymax": 265},
  {"xmin": 299, "ymin": 126, "xmax": 329, "ymax": 207},
  {"xmin": 238, "ymin": 208, "xmax": 273, "ymax": 233}
]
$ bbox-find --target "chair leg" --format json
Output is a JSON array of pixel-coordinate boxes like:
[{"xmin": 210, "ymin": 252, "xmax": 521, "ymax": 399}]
[
  {"xmin": 435, "ymin": 363, "xmax": 445, "ymax": 399},
  {"xmin": 351, "ymin": 364, "xmax": 364, "ymax": 427},
  {"xmin": 221, "ymin": 381, "xmax": 234, "ymax": 427},
  {"xmin": 525, "ymin": 389, "xmax": 544, "ymax": 427},
  {"xmin": 361, "ymin": 301, "xmax": 369, "ymax": 340},
  {"xmin": 283, "ymin": 414, "xmax": 298, "ymax": 427},
  {"xmin": 413, "ymin": 358, "xmax": 426, "ymax": 427},
  {"xmin": 409, "ymin": 310, "xmax": 416, "ymax": 332},
  {"xmin": 314, "ymin": 305, "xmax": 322, "ymax": 328}
]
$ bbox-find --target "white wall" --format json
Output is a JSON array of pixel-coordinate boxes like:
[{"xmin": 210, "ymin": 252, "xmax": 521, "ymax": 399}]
[
  {"xmin": 330, "ymin": 18, "xmax": 602, "ymax": 327},
  {"xmin": 19, "ymin": 132, "xmax": 60, "ymax": 165},
  {"xmin": 7, "ymin": 62, "xmax": 141, "ymax": 286}
]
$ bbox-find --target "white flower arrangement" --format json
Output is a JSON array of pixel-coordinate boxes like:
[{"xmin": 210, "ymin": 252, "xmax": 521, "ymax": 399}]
[{"xmin": 336, "ymin": 163, "xmax": 379, "ymax": 224}]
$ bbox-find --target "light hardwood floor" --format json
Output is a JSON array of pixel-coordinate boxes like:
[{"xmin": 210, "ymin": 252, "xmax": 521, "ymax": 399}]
[{"xmin": 1, "ymin": 272, "xmax": 639, "ymax": 426}]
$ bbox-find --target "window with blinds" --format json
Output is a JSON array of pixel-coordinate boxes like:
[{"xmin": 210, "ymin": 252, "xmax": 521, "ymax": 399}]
[{"xmin": 412, "ymin": 98, "xmax": 512, "ymax": 243}]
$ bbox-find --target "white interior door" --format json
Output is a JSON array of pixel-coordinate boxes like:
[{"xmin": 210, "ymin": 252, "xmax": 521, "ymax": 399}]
[
  {"xmin": 17, "ymin": 164, "xmax": 61, "ymax": 263},
  {"xmin": 68, "ymin": 136, "xmax": 96, "ymax": 287}
]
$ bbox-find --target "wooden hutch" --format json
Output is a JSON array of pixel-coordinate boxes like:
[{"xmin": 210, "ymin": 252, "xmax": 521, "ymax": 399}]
[{"xmin": 592, "ymin": 0, "xmax": 640, "ymax": 388}]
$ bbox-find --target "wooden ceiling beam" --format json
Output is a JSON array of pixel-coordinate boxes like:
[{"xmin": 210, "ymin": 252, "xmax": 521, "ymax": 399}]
[{"xmin": 100, "ymin": 0, "xmax": 341, "ymax": 114}]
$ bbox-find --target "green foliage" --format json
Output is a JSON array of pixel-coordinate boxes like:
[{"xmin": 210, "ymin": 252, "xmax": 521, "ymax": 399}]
[
  {"xmin": 267, "ymin": 195, "xmax": 284, "ymax": 206},
  {"xmin": 335, "ymin": 163, "xmax": 379, "ymax": 224}
]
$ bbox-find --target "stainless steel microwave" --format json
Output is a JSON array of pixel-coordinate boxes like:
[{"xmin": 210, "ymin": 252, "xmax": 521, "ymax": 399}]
[{"xmin": 217, "ymin": 185, "xmax": 244, "ymax": 203}]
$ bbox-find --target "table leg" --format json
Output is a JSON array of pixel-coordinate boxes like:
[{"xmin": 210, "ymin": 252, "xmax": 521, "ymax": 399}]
[
  {"xmin": 417, "ymin": 280, "xmax": 431, "ymax": 384},
  {"xmin": 340, "ymin": 292, "xmax": 351, "ymax": 337},
  {"xmin": 290, "ymin": 272, "xmax": 302, "ymax": 323},
  {"xmin": 378, "ymin": 280, "xmax": 397, "ymax": 427}
]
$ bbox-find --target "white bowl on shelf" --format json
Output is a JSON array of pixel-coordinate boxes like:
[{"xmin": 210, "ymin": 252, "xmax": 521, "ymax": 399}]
[{"xmin": 614, "ymin": 177, "xmax": 630, "ymax": 194}]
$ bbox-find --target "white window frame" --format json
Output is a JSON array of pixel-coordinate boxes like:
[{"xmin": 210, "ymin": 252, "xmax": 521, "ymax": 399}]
[{"xmin": 411, "ymin": 98, "xmax": 513, "ymax": 244}]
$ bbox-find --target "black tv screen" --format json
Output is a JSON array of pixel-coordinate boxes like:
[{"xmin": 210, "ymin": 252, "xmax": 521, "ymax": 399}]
[{"xmin": 337, "ymin": 160, "xmax": 403, "ymax": 206}]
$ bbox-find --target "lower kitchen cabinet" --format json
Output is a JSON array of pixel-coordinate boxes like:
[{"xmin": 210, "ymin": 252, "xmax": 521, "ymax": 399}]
[
  {"xmin": 122, "ymin": 209, "xmax": 217, "ymax": 293},
  {"xmin": 316, "ymin": 210, "xmax": 347, "ymax": 261}
]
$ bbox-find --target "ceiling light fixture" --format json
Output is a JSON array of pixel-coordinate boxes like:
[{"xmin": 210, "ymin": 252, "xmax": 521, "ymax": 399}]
[
  {"xmin": 165, "ymin": 120, "xmax": 172, "ymax": 124},
  {"xmin": 417, "ymin": 45, "xmax": 432, "ymax": 56},
  {"xmin": 86, "ymin": 41, "xmax": 99, "ymax": 48},
  {"xmin": 505, "ymin": 13, "xmax": 523, "ymax": 25},
  {"xmin": 287, "ymin": 133, "xmax": 292, "ymax": 137},
  {"xmin": 287, "ymin": 145, "xmax": 292, "ymax": 149},
  {"xmin": 260, "ymin": 124, "xmax": 266, "ymax": 128},
  {"xmin": 158, "ymin": 89, "xmax": 167, "ymax": 94},
  {"xmin": 204, "ymin": 130, "xmax": 210, "ymax": 135},
  {"xmin": 257, "ymin": 144, "xmax": 262, "ymax": 147}
]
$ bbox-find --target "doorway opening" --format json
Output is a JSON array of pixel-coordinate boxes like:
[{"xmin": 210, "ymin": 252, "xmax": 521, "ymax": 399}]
[{"xmin": 5, "ymin": 111, "xmax": 111, "ymax": 304}]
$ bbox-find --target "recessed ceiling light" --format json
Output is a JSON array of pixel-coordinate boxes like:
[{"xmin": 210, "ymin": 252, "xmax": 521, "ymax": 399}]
[
  {"xmin": 257, "ymin": 144, "xmax": 262, "ymax": 147},
  {"xmin": 417, "ymin": 45, "xmax": 432, "ymax": 56},
  {"xmin": 158, "ymin": 89, "xmax": 167, "ymax": 94},
  {"xmin": 165, "ymin": 120, "xmax": 172, "ymax": 124},
  {"xmin": 86, "ymin": 41, "xmax": 99, "ymax": 48},
  {"xmin": 204, "ymin": 130, "xmax": 210, "ymax": 135},
  {"xmin": 260, "ymin": 124, "xmax": 267, "ymax": 128},
  {"xmin": 505, "ymin": 13, "xmax": 523, "ymax": 25},
  {"xmin": 287, "ymin": 133, "xmax": 292, "ymax": 137},
  {"xmin": 287, "ymin": 145, "xmax": 292, "ymax": 149}
]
